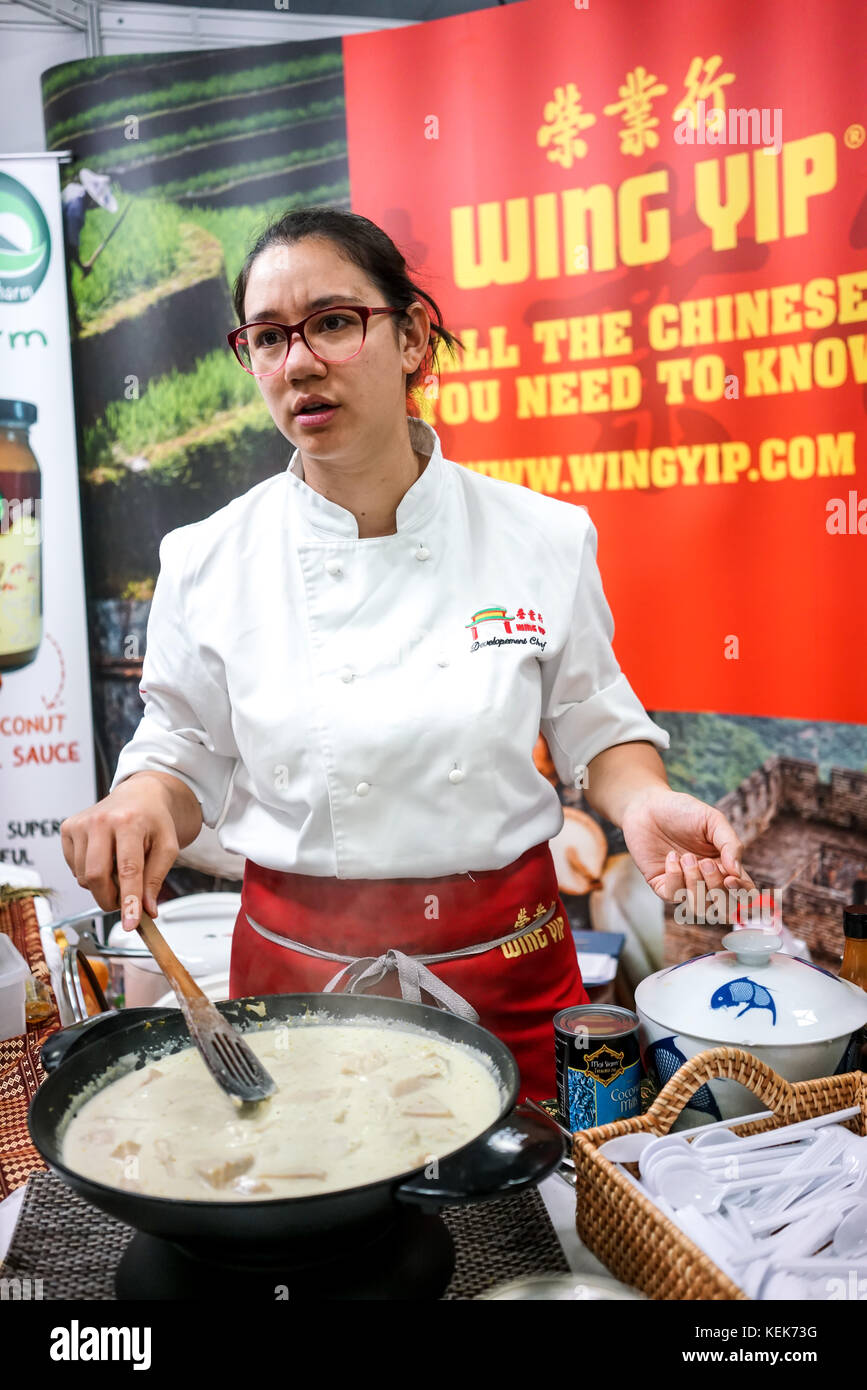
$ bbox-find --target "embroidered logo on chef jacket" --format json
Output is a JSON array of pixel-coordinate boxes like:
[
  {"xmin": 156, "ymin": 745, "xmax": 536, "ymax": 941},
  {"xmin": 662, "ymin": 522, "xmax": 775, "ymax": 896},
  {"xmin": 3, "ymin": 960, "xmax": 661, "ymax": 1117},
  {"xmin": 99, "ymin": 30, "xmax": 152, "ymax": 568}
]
[{"xmin": 466, "ymin": 605, "xmax": 546, "ymax": 653}]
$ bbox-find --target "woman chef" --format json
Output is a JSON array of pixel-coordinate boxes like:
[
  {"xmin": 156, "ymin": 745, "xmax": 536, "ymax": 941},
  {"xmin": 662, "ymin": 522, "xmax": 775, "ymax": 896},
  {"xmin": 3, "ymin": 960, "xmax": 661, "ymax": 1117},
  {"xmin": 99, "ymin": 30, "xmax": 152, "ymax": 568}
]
[{"xmin": 61, "ymin": 208, "xmax": 755, "ymax": 1101}]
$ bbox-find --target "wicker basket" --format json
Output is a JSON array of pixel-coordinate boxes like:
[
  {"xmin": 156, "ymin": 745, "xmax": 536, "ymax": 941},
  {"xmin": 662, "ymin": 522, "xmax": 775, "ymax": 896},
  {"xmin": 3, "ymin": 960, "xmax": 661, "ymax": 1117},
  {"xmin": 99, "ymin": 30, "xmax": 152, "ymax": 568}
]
[{"xmin": 572, "ymin": 1046, "xmax": 867, "ymax": 1300}]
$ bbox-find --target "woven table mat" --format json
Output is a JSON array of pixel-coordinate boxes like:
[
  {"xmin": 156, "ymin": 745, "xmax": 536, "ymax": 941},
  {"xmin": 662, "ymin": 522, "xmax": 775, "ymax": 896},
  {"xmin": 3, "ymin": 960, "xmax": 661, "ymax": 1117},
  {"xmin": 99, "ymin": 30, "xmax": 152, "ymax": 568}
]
[
  {"xmin": 0, "ymin": 1169, "xmax": 570, "ymax": 1300},
  {"xmin": 0, "ymin": 895, "xmax": 61, "ymax": 1201}
]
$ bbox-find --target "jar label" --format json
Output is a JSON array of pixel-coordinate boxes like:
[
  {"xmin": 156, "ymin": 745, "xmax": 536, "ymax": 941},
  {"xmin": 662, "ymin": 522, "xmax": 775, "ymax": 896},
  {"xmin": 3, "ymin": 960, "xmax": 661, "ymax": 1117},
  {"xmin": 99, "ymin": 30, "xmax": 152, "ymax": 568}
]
[{"xmin": 0, "ymin": 508, "xmax": 42, "ymax": 654}]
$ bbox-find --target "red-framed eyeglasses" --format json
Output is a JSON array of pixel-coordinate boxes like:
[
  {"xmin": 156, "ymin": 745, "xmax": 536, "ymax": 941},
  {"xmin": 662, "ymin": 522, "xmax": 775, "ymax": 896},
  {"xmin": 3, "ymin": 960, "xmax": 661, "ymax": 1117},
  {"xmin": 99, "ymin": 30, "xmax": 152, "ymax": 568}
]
[{"xmin": 227, "ymin": 305, "xmax": 405, "ymax": 376}]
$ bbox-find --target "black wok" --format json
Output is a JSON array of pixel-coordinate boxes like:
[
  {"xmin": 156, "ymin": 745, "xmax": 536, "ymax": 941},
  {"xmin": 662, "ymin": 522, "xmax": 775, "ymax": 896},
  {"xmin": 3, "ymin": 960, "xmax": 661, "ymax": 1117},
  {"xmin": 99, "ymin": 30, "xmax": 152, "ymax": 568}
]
[{"xmin": 29, "ymin": 992, "xmax": 564, "ymax": 1264}]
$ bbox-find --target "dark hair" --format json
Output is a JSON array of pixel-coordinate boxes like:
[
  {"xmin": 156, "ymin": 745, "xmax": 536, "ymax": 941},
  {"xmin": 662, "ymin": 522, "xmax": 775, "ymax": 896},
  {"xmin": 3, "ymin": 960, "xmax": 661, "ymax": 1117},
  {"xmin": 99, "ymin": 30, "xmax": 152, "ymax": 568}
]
[{"xmin": 231, "ymin": 207, "xmax": 465, "ymax": 408}]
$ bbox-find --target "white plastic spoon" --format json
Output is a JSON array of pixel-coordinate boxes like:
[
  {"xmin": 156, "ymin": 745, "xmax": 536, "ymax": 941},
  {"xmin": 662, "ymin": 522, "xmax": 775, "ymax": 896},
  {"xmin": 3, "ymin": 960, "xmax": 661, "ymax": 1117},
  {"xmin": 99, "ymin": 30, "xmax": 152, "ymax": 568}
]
[
  {"xmin": 745, "ymin": 1180, "xmax": 866, "ymax": 1234},
  {"xmin": 683, "ymin": 1106, "xmax": 861, "ymax": 1158},
  {"xmin": 769, "ymin": 1257, "xmax": 867, "ymax": 1273},
  {"xmin": 753, "ymin": 1267, "xmax": 832, "ymax": 1300},
  {"xmin": 689, "ymin": 1128, "xmax": 817, "ymax": 1165},
  {"xmin": 652, "ymin": 1162, "xmax": 843, "ymax": 1214},
  {"xmin": 641, "ymin": 1138, "xmax": 817, "ymax": 1187},
  {"xmin": 756, "ymin": 1204, "xmax": 852, "ymax": 1263},
  {"xmin": 831, "ymin": 1201, "xmax": 867, "ymax": 1260},
  {"xmin": 744, "ymin": 1129, "xmax": 848, "ymax": 1219},
  {"xmin": 726, "ymin": 1195, "xmax": 851, "ymax": 1264},
  {"xmin": 684, "ymin": 1109, "xmax": 776, "ymax": 1145},
  {"xmin": 666, "ymin": 1203, "xmax": 746, "ymax": 1281},
  {"xmin": 636, "ymin": 1134, "xmax": 693, "ymax": 1177},
  {"xmin": 596, "ymin": 1107, "xmax": 829, "ymax": 1163},
  {"xmin": 694, "ymin": 1146, "xmax": 817, "ymax": 1180},
  {"xmin": 597, "ymin": 1132, "xmax": 660, "ymax": 1162}
]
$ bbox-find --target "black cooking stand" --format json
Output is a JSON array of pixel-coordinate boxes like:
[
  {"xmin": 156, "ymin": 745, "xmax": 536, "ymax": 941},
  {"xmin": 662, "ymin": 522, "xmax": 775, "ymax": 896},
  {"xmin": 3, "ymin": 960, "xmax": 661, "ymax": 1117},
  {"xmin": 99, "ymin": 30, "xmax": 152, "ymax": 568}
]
[{"xmin": 117, "ymin": 1205, "xmax": 456, "ymax": 1299}]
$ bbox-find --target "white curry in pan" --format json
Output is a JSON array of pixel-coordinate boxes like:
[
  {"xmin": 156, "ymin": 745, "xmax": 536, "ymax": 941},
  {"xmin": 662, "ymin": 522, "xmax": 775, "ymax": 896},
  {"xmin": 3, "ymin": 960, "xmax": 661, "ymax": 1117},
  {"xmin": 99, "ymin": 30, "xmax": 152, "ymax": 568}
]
[{"xmin": 61, "ymin": 1023, "xmax": 503, "ymax": 1200}]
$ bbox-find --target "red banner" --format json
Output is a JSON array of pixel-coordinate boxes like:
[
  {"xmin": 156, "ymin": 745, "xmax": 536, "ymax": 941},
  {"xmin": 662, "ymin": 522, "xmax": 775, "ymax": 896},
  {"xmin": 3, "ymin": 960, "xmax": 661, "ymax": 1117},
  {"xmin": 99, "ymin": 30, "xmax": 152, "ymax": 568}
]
[{"xmin": 344, "ymin": 0, "xmax": 867, "ymax": 724}]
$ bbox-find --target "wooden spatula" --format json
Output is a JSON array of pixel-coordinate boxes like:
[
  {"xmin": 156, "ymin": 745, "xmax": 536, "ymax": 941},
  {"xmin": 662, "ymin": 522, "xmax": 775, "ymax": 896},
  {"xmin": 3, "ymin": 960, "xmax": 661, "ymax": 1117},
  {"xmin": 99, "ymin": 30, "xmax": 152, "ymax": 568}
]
[{"xmin": 136, "ymin": 904, "xmax": 276, "ymax": 1105}]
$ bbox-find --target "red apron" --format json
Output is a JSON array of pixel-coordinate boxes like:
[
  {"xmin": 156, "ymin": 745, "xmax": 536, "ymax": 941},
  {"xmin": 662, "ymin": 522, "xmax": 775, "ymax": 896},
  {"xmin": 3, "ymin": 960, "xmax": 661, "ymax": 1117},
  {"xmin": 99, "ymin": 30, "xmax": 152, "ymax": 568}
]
[{"xmin": 229, "ymin": 839, "xmax": 589, "ymax": 1102}]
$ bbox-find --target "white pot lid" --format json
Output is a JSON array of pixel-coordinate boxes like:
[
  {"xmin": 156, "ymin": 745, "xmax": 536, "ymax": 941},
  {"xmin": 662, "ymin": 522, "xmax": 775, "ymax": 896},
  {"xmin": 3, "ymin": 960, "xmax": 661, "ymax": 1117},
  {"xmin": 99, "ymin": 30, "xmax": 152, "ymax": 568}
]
[{"xmin": 635, "ymin": 930, "xmax": 867, "ymax": 1046}]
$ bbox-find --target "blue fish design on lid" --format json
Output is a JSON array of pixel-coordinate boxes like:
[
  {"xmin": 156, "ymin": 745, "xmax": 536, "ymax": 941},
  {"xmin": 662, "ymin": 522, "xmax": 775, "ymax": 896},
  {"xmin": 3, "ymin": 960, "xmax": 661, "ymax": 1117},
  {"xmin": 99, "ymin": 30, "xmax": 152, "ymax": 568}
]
[
  {"xmin": 710, "ymin": 976, "xmax": 777, "ymax": 1024},
  {"xmin": 645, "ymin": 1035, "xmax": 722, "ymax": 1120}
]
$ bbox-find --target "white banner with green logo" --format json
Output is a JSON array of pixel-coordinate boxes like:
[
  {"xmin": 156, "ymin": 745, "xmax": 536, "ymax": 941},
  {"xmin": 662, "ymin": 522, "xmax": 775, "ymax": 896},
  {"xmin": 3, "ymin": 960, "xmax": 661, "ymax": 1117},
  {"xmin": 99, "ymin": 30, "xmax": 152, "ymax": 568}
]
[{"xmin": 0, "ymin": 153, "xmax": 97, "ymax": 919}]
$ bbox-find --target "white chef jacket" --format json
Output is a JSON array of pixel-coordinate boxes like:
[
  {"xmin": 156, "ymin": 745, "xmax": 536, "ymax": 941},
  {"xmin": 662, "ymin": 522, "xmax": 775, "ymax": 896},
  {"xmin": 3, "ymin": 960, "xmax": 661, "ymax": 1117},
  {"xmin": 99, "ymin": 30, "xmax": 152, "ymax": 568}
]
[{"xmin": 110, "ymin": 415, "xmax": 670, "ymax": 879}]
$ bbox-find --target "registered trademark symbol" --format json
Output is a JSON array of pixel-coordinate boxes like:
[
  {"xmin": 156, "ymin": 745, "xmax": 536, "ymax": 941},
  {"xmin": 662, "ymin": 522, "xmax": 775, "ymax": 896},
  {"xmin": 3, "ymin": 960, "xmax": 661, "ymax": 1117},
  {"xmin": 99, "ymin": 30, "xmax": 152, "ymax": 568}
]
[{"xmin": 844, "ymin": 123, "xmax": 866, "ymax": 149}]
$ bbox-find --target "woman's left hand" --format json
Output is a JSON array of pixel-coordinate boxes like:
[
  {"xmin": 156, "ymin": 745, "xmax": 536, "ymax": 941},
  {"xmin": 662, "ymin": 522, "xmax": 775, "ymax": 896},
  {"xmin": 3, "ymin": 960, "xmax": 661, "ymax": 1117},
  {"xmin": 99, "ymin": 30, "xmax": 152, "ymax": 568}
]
[{"xmin": 619, "ymin": 785, "xmax": 757, "ymax": 915}]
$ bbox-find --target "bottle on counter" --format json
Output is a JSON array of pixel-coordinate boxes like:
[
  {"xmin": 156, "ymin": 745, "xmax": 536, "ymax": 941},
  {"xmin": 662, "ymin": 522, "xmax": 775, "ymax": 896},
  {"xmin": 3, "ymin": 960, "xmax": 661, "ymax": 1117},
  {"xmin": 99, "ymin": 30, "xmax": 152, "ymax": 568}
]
[
  {"xmin": 840, "ymin": 905, "xmax": 867, "ymax": 992},
  {"xmin": 839, "ymin": 904, "xmax": 867, "ymax": 1071},
  {"xmin": 0, "ymin": 399, "xmax": 43, "ymax": 671}
]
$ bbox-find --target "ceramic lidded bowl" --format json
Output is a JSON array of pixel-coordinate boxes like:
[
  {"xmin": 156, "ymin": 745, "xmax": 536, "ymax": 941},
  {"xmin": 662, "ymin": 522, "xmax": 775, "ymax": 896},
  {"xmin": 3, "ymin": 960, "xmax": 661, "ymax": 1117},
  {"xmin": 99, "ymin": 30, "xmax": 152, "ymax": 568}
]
[{"xmin": 634, "ymin": 930, "xmax": 867, "ymax": 1125}]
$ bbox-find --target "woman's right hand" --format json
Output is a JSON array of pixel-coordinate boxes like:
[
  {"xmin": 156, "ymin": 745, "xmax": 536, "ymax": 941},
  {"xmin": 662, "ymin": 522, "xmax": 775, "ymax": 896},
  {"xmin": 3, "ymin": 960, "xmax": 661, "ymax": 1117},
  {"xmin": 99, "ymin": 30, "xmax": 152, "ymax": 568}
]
[{"xmin": 60, "ymin": 774, "xmax": 185, "ymax": 932}]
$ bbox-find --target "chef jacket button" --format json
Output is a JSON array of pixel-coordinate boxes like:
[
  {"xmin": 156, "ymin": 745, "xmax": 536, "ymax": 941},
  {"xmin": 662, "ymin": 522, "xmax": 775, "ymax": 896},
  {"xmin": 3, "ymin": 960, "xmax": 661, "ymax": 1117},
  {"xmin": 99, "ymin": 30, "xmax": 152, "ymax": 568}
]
[
  {"xmin": 448, "ymin": 768, "xmax": 465, "ymax": 784},
  {"xmin": 415, "ymin": 546, "xmax": 431, "ymax": 561},
  {"xmin": 325, "ymin": 559, "xmax": 342, "ymax": 576},
  {"xmin": 355, "ymin": 781, "xmax": 371, "ymax": 796},
  {"xmin": 338, "ymin": 667, "xmax": 354, "ymax": 682}
]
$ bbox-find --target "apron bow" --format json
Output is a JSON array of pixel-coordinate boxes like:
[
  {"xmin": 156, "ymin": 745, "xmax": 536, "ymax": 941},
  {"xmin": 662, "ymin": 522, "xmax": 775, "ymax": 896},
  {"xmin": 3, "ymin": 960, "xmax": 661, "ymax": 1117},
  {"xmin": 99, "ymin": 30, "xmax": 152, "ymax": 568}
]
[{"xmin": 322, "ymin": 948, "xmax": 480, "ymax": 1021}]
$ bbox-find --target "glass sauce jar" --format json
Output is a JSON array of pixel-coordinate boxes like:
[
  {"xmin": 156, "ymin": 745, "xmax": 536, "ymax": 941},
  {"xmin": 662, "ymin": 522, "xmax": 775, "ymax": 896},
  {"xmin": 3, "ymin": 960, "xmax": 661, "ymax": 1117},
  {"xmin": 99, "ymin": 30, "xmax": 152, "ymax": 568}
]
[{"xmin": 0, "ymin": 399, "xmax": 42, "ymax": 671}]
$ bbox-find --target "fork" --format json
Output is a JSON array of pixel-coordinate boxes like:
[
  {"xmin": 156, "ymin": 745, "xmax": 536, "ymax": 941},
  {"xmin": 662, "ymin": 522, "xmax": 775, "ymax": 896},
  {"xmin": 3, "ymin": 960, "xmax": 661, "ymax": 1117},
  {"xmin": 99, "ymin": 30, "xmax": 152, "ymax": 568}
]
[{"xmin": 136, "ymin": 904, "xmax": 276, "ymax": 1105}]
